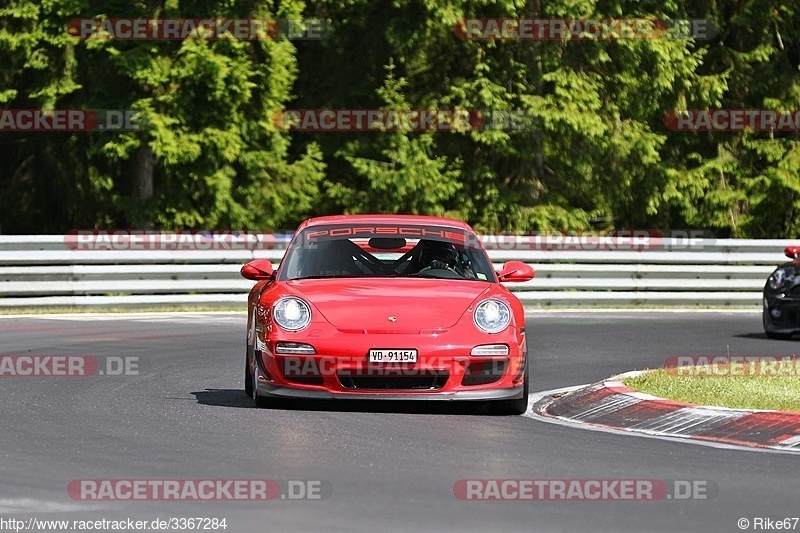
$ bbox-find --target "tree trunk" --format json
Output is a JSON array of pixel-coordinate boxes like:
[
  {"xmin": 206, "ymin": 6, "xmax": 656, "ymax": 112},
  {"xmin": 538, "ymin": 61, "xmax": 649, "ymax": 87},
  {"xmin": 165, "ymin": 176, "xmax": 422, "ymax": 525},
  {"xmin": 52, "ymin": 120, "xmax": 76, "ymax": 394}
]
[{"xmin": 131, "ymin": 145, "xmax": 153, "ymax": 228}]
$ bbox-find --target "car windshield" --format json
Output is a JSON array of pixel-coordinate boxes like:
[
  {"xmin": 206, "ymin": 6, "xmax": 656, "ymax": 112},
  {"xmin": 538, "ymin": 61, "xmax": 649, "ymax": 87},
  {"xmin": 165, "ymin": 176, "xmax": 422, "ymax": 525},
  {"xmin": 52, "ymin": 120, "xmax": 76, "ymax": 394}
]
[{"xmin": 278, "ymin": 224, "xmax": 496, "ymax": 282}]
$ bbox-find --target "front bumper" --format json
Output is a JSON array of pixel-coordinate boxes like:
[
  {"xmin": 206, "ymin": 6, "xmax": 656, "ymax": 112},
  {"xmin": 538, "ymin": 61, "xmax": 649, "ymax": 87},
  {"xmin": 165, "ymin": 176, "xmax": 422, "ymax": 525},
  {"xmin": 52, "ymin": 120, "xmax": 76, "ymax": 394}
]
[
  {"xmin": 250, "ymin": 319, "xmax": 527, "ymax": 401},
  {"xmin": 254, "ymin": 380, "xmax": 524, "ymax": 401},
  {"xmin": 763, "ymin": 294, "xmax": 800, "ymax": 334}
]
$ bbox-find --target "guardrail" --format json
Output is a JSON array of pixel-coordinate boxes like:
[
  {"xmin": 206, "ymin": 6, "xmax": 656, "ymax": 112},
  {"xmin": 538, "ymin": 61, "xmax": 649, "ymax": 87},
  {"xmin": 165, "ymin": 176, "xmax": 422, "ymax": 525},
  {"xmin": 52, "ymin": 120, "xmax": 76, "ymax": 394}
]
[{"xmin": 0, "ymin": 235, "xmax": 787, "ymax": 309}]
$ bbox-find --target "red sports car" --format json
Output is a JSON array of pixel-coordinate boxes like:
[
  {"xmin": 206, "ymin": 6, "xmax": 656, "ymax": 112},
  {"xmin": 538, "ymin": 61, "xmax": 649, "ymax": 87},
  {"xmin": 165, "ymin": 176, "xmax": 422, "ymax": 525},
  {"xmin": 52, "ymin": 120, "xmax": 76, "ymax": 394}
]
[{"xmin": 240, "ymin": 215, "xmax": 535, "ymax": 414}]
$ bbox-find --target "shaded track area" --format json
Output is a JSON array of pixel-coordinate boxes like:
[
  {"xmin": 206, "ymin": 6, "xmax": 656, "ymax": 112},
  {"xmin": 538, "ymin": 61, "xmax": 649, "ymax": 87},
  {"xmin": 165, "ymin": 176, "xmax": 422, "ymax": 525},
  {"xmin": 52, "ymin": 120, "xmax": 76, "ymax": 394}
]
[{"xmin": 0, "ymin": 311, "xmax": 796, "ymax": 532}]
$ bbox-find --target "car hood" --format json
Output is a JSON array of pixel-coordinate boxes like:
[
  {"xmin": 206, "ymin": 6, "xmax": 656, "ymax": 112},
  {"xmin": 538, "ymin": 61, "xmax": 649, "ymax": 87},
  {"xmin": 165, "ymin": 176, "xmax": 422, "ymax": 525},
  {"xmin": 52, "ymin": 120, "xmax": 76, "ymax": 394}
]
[{"xmin": 285, "ymin": 278, "xmax": 493, "ymax": 331}]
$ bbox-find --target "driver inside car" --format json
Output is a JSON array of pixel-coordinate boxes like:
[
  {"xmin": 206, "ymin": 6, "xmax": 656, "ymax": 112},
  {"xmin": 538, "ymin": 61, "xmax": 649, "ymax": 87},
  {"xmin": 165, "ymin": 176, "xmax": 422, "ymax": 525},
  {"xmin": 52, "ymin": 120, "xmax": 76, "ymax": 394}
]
[{"xmin": 416, "ymin": 240, "xmax": 476, "ymax": 278}]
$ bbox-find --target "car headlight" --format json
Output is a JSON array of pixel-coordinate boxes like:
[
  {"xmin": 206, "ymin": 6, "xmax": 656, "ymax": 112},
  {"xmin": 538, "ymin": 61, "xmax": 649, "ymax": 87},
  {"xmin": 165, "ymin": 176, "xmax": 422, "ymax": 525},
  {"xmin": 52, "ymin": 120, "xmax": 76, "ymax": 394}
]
[
  {"xmin": 769, "ymin": 269, "xmax": 787, "ymax": 290},
  {"xmin": 273, "ymin": 297, "xmax": 312, "ymax": 331},
  {"xmin": 473, "ymin": 299, "xmax": 511, "ymax": 334}
]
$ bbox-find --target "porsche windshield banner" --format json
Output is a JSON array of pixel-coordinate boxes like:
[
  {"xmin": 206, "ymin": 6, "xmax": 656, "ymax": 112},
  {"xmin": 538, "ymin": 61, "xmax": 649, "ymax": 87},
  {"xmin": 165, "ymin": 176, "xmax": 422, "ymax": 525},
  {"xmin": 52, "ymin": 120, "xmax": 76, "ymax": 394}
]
[{"xmin": 302, "ymin": 225, "xmax": 474, "ymax": 247}]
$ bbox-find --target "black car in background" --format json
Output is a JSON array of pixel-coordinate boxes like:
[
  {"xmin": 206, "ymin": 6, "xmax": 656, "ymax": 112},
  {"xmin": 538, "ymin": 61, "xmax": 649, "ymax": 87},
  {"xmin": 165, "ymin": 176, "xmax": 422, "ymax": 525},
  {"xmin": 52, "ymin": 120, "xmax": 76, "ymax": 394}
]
[{"xmin": 763, "ymin": 246, "xmax": 800, "ymax": 339}]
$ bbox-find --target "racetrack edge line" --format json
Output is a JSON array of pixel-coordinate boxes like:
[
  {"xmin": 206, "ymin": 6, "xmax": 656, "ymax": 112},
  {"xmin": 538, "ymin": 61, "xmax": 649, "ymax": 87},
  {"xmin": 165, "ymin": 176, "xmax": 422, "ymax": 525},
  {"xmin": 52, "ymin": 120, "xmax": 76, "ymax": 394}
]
[{"xmin": 525, "ymin": 385, "xmax": 800, "ymax": 456}]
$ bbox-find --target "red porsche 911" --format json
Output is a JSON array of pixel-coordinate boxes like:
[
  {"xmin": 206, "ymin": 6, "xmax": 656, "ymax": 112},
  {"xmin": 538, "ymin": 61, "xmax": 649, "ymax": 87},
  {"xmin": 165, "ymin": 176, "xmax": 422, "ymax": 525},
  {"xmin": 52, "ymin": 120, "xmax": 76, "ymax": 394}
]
[{"xmin": 240, "ymin": 215, "xmax": 535, "ymax": 414}]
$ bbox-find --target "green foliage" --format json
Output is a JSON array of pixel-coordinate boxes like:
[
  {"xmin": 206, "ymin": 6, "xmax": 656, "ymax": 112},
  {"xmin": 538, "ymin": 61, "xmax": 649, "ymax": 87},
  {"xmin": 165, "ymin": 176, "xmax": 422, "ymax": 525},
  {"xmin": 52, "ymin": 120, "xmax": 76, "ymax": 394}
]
[
  {"xmin": 0, "ymin": 0, "xmax": 324, "ymax": 231},
  {"xmin": 329, "ymin": 62, "xmax": 462, "ymax": 215},
  {"xmin": 1, "ymin": 0, "xmax": 799, "ymax": 236}
]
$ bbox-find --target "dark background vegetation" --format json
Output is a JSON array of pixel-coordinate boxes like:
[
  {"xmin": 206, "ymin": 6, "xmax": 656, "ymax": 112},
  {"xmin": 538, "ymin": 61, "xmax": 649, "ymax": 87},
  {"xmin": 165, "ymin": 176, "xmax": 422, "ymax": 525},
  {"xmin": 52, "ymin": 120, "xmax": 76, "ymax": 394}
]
[{"xmin": 1, "ymin": 0, "xmax": 799, "ymax": 235}]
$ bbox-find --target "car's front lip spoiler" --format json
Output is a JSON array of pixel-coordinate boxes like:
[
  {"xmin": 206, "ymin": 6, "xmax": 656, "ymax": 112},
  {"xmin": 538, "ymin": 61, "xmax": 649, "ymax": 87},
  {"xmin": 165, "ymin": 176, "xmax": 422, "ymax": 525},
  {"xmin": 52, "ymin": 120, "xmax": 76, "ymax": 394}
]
[
  {"xmin": 255, "ymin": 381, "xmax": 524, "ymax": 401},
  {"xmin": 763, "ymin": 321, "xmax": 799, "ymax": 335}
]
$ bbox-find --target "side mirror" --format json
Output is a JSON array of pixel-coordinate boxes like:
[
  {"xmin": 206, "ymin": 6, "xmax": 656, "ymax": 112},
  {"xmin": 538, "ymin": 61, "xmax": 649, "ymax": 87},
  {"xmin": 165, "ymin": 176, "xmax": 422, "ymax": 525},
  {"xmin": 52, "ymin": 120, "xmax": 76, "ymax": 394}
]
[
  {"xmin": 241, "ymin": 259, "xmax": 275, "ymax": 281},
  {"xmin": 497, "ymin": 261, "xmax": 535, "ymax": 282},
  {"xmin": 785, "ymin": 246, "xmax": 800, "ymax": 260}
]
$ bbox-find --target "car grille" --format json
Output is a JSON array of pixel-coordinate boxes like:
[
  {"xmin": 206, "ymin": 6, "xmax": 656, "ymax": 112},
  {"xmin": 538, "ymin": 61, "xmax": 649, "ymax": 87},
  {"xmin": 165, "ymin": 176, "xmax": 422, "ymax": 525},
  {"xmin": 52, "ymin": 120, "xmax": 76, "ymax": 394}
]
[
  {"xmin": 462, "ymin": 360, "xmax": 507, "ymax": 386},
  {"xmin": 284, "ymin": 375, "xmax": 324, "ymax": 386},
  {"xmin": 338, "ymin": 373, "xmax": 449, "ymax": 390},
  {"xmin": 278, "ymin": 357, "xmax": 324, "ymax": 386}
]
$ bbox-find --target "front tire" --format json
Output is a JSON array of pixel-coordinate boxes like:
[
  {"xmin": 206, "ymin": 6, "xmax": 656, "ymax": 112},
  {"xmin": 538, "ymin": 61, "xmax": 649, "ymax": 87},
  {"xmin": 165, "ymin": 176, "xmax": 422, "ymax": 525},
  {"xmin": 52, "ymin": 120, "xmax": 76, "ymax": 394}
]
[
  {"xmin": 250, "ymin": 359, "xmax": 272, "ymax": 408},
  {"xmin": 244, "ymin": 354, "xmax": 253, "ymax": 397},
  {"xmin": 253, "ymin": 391, "xmax": 271, "ymax": 408},
  {"xmin": 489, "ymin": 359, "xmax": 529, "ymax": 415},
  {"xmin": 246, "ymin": 348, "xmax": 272, "ymax": 407}
]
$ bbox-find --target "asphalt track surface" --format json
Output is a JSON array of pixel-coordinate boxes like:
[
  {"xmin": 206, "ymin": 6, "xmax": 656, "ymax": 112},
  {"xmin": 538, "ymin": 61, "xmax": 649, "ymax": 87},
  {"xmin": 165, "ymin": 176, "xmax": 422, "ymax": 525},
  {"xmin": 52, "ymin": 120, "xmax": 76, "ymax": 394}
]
[{"xmin": 0, "ymin": 311, "xmax": 798, "ymax": 533}]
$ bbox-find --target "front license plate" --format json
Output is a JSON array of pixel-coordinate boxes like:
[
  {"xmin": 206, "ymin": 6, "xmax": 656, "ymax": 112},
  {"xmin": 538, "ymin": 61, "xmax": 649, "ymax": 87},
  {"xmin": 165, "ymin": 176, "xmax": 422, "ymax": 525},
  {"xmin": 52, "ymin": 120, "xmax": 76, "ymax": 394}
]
[{"xmin": 368, "ymin": 349, "xmax": 418, "ymax": 363}]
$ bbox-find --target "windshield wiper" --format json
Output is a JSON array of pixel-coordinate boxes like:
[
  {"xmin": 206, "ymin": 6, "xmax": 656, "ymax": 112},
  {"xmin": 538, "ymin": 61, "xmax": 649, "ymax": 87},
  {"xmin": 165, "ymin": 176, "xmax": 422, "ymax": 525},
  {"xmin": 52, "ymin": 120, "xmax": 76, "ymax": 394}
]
[
  {"xmin": 291, "ymin": 274, "xmax": 362, "ymax": 280},
  {"xmin": 403, "ymin": 272, "xmax": 490, "ymax": 281}
]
